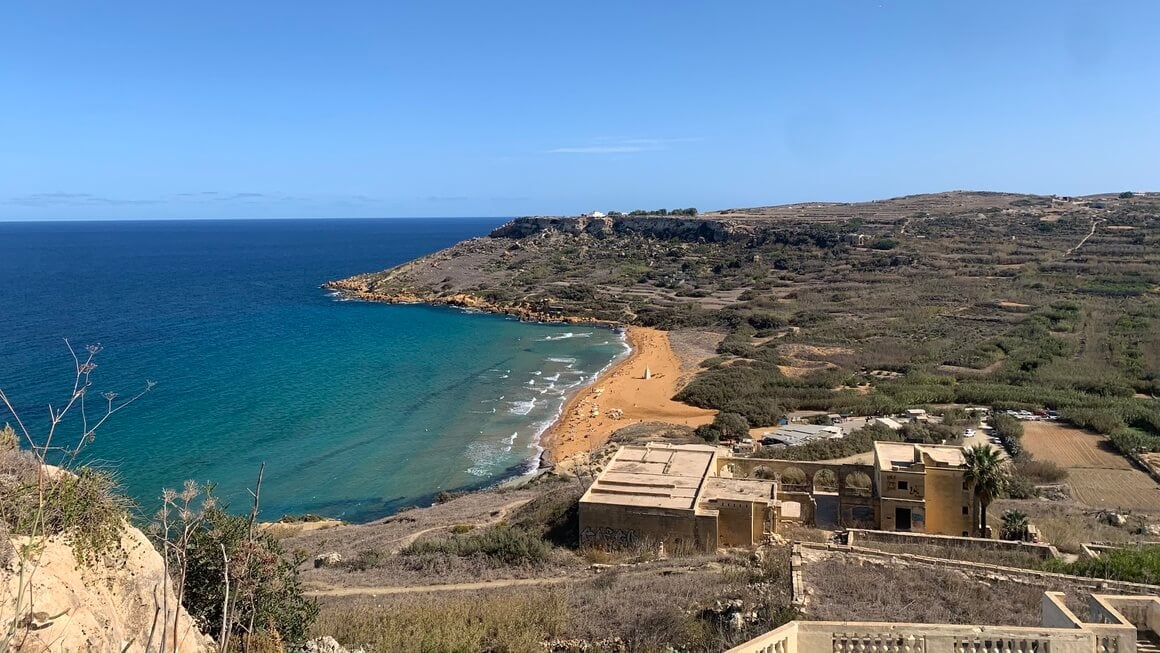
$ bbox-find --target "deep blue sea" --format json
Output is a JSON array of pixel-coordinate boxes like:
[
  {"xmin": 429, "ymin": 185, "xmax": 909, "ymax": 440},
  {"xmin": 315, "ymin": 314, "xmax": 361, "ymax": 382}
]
[{"xmin": 0, "ymin": 219, "xmax": 626, "ymax": 522}]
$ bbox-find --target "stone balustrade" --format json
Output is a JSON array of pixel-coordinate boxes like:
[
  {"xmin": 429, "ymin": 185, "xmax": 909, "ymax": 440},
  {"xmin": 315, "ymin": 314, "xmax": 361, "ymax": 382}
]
[{"xmin": 728, "ymin": 593, "xmax": 1148, "ymax": 653}]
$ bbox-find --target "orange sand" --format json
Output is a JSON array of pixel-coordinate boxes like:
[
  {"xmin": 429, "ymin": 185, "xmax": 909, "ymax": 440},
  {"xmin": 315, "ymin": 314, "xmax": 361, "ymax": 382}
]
[{"xmin": 541, "ymin": 327, "xmax": 715, "ymax": 464}]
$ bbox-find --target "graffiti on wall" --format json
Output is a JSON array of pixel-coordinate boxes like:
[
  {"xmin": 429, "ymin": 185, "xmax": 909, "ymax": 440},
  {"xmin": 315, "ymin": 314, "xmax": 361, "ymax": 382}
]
[{"xmin": 580, "ymin": 526, "xmax": 640, "ymax": 548}]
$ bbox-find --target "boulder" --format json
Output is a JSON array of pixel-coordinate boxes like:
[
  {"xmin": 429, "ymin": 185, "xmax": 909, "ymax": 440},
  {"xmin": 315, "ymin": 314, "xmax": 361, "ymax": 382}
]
[{"xmin": 314, "ymin": 552, "xmax": 344, "ymax": 568}]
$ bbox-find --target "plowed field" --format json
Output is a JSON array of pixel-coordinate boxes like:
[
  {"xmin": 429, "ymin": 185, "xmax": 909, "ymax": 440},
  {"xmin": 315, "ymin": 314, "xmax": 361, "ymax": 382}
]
[
  {"xmin": 1021, "ymin": 422, "xmax": 1131, "ymax": 469},
  {"xmin": 1021, "ymin": 421, "xmax": 1160, "ymax": 512},
  {"xmin": 1066, "ymin": 468, "xmax": 1160, "ymax": 511}
]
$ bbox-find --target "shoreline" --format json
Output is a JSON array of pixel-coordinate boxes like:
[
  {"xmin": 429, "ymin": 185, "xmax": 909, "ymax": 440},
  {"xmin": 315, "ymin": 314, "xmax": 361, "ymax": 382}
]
[
  {"xmin": 323, "ymin": 287, "xmax": 714, "ymax": 500},
  {"xmin": 539, "ymin": 326, "xmax": 716, "ymax": 467}
]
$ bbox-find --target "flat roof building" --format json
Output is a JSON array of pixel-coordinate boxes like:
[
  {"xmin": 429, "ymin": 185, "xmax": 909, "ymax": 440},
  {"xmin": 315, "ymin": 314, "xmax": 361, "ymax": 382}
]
[
  {"xmin": 762, "ymin": 423, "xmax": 843, "ymax": 446},
  {"xmin": 873, "ymin": 441, "xmax": 974, "ymax": 536},
  {"xmin": 579, "ymin": 443, "xmax": 786, "ymax": 552}
]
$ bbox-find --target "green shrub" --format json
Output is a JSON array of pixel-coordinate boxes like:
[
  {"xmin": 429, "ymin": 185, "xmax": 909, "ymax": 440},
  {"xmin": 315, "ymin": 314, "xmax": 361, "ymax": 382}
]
[
  {"xmin": 401, "ymin": 525, "xmax": 550, "ymax": 565},
  {"xmin": 1015, "ymin": 458, "xmax": 1068, "ymax": 483},
  {"xmin": 1047, "ymin": 546, "xmax": 1160, "ymax": 584},
  {"xmin": 164, "ymin": 506, "xmax": 318, "ymax": 646},
  {"xmin": 0, "ymin": 461, "xmax": 130, "ymax": 566}
]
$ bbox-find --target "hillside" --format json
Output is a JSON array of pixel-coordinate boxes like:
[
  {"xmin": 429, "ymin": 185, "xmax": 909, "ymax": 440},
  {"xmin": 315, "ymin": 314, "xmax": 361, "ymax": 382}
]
[{"xmin": 327, "ymin": 190, "xmax": 1160, "ymax": 446}]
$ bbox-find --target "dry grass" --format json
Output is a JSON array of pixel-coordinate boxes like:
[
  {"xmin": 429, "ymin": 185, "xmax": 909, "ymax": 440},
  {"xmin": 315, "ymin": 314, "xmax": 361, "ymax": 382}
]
[
  {"xmin": 990, "ymin": 499, "xmax": 1154, "ymax": 554},
  {"xmin": 314, "ymin": 588, "xmax": 569, "ymax": 653},
  {"xmin": 802, "ymin": 554, "xmax": 1093, "ymax": 626},
  {"xmin": 847, "ymin": 540, "xmax": 1049, "ymax": 569},
  {"xmin": 313, "ymin": 548, "xmax": 796, "ymax": 652}
]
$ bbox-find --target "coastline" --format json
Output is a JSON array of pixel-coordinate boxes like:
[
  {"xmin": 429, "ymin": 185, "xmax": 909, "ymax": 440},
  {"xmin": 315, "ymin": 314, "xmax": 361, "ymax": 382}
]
[
  {"xmin": 323, "ymin": 283, "xmax": 716, "ymax": 486},
  {"xmin": 539, "ymin": 326, "xmax": 716, "ymax": 467}
]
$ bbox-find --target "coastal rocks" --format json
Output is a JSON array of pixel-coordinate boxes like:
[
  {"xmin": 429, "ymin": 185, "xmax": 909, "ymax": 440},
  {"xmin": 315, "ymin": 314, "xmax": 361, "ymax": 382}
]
[{"xmin": 321, "ymin": 281, "xmax": 617, "ymax": 328}]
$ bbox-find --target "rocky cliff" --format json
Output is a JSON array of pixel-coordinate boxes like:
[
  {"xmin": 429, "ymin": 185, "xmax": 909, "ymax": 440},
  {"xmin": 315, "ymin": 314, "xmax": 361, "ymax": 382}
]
[
  {"xmin": 488, "ymin": 215, "xmax": 760, "ymax": 243},
  {"xmin": 2, "ymin": 524, "xmax": 213, "ymax": 653}
]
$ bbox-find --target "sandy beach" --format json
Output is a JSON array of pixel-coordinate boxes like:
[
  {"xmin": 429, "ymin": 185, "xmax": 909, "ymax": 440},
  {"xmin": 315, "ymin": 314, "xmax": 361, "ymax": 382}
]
[{"xmin": 540, "ymin": 327, "xmax": 716, "ymax": 464}]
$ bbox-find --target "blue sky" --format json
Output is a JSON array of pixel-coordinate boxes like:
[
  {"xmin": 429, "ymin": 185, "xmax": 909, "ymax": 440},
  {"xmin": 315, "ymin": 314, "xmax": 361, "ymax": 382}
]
[{"xmin": 1, "ymin": 1, "xmax": 1158, "ymax": 220}]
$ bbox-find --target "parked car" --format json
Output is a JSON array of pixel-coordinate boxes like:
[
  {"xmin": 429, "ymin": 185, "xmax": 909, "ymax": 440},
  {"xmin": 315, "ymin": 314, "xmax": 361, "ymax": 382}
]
[{"xmin": 963, "ymin": 429, "xmax": 976, "ymax": 437}]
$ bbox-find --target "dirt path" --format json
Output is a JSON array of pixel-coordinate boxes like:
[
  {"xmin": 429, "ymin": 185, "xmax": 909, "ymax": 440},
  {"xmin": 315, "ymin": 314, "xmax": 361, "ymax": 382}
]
[
  {"xmin": 1066, "ymin": 217, "xmax": 1106, "ymax": 255},
  {"xmin": 384, "ymin": 497, "xmax": 532, "ymax": 553},
  {"xmin": 307, "ymin": 576, "xmax": 572, "ymax": 597}
]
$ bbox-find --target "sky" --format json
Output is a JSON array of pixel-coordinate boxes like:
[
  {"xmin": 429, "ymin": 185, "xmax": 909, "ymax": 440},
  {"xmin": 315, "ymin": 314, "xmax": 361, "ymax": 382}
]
[{"xmin": 1, "ymin": 1, "xmax": 1158, "ymax": 220}]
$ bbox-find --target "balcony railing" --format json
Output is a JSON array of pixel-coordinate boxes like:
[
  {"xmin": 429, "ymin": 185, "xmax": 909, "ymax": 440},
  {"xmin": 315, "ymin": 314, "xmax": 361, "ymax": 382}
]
[{"xmin": 728, "ymin": 593, "xmax": 1147, "ymax": 653}]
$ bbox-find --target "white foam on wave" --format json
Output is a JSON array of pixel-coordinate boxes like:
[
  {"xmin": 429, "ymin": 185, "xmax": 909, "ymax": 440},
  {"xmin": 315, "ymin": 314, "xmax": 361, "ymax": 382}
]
[
  {"xmin": 541, "ymin": 332, "xmax": 593, "ymax": 341},
  {"xmin": 544, "ymin": 373, "xmax": 560, "ymax": 382},
  {"xmin": 509, "ymin": 398, "xmax": 537, "ymax": 416}
]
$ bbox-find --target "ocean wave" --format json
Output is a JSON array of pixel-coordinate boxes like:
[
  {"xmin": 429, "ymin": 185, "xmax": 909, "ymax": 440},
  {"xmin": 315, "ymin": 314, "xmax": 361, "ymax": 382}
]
[
  {"xmin": 508, "ymin": 398, "xmax": 537, "ymax": 416},
  {"xmin": 546, "ymin": 357, "xmax": 576, "ymax": 365},
  {"xmin": 541, "ymin": 332, "xmax": 593, "ymax": 341},
  {"xmin": 544, "ymin": 373, "xmax": 560, "ymax": 382}
]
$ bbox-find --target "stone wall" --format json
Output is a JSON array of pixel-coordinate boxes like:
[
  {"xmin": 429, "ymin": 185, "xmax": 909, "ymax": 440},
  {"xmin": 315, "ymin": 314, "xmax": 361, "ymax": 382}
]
[
  {"xmin": 578, "ymin": 502, "xmax": 715, "ymax": 553},
  {"xmin": 843, "ymin": 528, "xmax": 1060, "ymax": 559}
]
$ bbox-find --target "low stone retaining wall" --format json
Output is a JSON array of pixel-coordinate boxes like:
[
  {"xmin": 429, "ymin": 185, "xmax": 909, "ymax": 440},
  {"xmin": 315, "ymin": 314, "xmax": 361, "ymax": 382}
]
[
  {"xmin": 843, "ymin": 528, "xmax": 1061, "ymax": 560},
  {"xmin": 799, "ymin": 541, "xmax": 1160, "ymax": 595},
  {"xmin": 790, "ymin": 543, "xmax": 805, "ymax": 608}
]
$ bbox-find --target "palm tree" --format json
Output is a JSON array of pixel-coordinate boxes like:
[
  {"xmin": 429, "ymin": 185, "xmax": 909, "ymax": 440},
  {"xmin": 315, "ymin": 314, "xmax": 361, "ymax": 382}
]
[
  {"xmin": 1000, "ymin": 509, "xmax": 1030, "ymax": 541},
  {"xmin": 964, "ymin": 444, "xmax": 1008, "ymax": 538}
]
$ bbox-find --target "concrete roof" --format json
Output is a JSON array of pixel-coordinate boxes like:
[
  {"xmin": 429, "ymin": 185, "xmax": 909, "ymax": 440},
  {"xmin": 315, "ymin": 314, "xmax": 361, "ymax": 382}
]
[
  {"xmin": 580, "ymin": 443, "xmax": 717, "ymax": 511},
  {"xmin": 702, "ymin": 477, "xmax": 776, "ymax": 503},
  {"xmin": 874, "ymin": 441, "xmax": 967, "ymax": 470}
]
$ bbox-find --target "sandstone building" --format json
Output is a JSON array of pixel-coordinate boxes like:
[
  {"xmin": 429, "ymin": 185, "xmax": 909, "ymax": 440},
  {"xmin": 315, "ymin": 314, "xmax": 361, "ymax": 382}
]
[
  {"xmin": 580, "ymin": 441, "xmax": 978, "ymax": 550},
  {"xmin": 578, "ymin": 443, "xmax": 785, "ymax": 552},
  {"xmin": 873, "ymin": 441, "xmax": 975, "ymax": 536}
]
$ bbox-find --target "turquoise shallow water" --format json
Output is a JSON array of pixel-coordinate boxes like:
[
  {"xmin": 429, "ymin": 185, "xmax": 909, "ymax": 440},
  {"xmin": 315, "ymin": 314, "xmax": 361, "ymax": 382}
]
[{"xmin": 0, "ymin": 219, "xmax": 626, "ymax": 521}]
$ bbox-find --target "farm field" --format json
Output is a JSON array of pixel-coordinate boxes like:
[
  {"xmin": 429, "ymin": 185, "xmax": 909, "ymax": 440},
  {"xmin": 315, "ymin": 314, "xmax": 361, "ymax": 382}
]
[
  {"xmin": 1021, "ymin": 422, "xmax": 1132, "ymax": 470},
  {"xmin": 1065, "ymin": 468, "xmax": 1160, "ymax": 512},
  {"xmin": 1020, "ymin": 421, "xmax": 1160, "ymax": 512}
]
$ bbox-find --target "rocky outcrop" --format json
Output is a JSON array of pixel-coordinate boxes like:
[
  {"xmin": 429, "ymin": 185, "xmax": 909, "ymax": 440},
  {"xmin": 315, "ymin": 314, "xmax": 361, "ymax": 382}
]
[
  {"xmin": 322, "ymin": 280, "xmax": 618, "ymax": 326},
  {"xmin": 2, "ymin": 525, "xmax": 213, "ymax": 653},
  {"xmin": 488, "ymin": 215, "xmax": 761, "ymax": 243}
]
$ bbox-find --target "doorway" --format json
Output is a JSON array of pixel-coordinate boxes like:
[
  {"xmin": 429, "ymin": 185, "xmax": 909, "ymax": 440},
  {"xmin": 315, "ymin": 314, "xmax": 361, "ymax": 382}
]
[{"xmin": 895, "ymin": 507, "xmax": 912, "ymax": 531}]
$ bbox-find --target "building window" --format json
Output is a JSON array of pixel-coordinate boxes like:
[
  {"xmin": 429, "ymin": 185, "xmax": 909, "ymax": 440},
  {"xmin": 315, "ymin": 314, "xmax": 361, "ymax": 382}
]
[
  {"xmin": 962, "ymin": 506, "xmax": 969, "ymax": 515},
  {"xmin": 897, "ymin": 480, "xmax": 909, "ymax": 491},
  {"xmin": 963, "ymin": 531, "xmax": 969, "ymax": 536}
]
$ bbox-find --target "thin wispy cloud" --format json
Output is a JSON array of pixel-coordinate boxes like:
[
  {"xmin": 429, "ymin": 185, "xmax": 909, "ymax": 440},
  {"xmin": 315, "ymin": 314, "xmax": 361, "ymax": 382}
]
[
  {"xmin": 3, "ymin": 191, "xmax": 385, "ymax": 208},
  {"xmin": 547, "ymin": 137, "xmax": 698, "ymax": 154},
  {"xmin": 5, "ymin": 192, "xmax": 161, "ymax": 207}
]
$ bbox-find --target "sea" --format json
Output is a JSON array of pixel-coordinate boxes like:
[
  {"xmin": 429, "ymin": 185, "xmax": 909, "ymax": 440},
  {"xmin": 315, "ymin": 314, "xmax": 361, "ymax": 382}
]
[{"xmin": 0, "ymin": 219, "xmax": 628, "ymax": 522}]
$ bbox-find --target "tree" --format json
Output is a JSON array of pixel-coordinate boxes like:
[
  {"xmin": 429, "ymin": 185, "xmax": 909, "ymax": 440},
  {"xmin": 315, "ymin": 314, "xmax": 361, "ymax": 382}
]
[
  {"xmin": 713, "ymin": 412, "xmax": 750, "ymax": 440},
  {"xmin": 1000, "ymin": 509, "xmax": 1029, "ymax": 541},
  {"xmin": 694, "ymin": 411, "xmax": 751, "ymax": 443},
  {"xmin": 964, "ymin": 444, "xmax": 1009, "ymax": 538}
]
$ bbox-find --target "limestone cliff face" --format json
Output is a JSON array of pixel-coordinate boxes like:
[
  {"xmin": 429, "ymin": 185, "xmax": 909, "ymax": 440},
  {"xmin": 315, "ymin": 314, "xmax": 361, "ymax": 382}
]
[
  {"xmin": 2, "ymin": 524, "xmax": 213, "ymax": 653},
  {"xmin": 488, "ymin": 215, "xmax": 760, "ymax": 243}
]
